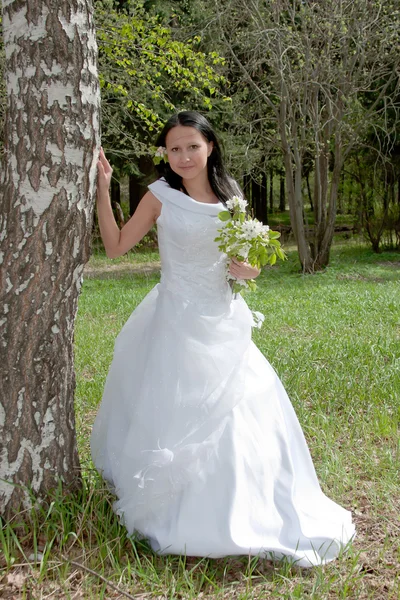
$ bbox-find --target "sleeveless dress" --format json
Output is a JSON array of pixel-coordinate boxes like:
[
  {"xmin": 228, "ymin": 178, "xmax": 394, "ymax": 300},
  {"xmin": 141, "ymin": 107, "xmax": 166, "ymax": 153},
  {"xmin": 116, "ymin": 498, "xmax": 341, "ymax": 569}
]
[{"xmin": 90, "ymin": 178, "xmax": 355, "ymax": 567}]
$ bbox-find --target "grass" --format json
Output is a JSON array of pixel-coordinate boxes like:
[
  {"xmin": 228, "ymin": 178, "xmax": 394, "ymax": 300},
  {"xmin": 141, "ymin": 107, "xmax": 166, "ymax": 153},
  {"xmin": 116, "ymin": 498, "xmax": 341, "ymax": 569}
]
[
  {"xmin": 1, "ymin": 241, "xmax": 399, "ymax": 599},
  {"xmin": 267, "ymin": 210, "xmax": 354, "ymax": 228}
]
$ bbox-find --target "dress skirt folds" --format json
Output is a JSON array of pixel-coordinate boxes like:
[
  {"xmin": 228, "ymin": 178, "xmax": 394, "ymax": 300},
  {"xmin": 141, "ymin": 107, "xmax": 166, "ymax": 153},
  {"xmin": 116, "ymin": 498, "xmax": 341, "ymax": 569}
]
[{"xmin": 91, "ymin": 179, "xmax": 355, "ymax": 567}]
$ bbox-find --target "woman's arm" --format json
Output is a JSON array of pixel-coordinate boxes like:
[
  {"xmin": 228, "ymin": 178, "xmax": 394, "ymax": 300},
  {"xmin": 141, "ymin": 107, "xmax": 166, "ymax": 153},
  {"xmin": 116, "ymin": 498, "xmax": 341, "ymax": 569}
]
[{"xmin": 97, "ymin": 149, "xmax": 161, "ymax": 259}]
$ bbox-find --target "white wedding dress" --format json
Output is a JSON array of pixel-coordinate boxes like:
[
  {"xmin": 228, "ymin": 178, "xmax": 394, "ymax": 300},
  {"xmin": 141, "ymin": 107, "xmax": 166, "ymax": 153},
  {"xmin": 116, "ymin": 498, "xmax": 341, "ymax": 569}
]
[{"xmin": 91, "ymin": 178, "xmax": 355, "ymax": 567}]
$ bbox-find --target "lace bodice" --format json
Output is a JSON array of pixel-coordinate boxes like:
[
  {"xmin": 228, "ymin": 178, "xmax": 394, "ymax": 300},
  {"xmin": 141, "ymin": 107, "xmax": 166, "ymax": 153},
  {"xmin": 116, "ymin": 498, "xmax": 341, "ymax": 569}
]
[{"xmin": 148, "ymin": 179, "xmax": 232, "ymax": 312}]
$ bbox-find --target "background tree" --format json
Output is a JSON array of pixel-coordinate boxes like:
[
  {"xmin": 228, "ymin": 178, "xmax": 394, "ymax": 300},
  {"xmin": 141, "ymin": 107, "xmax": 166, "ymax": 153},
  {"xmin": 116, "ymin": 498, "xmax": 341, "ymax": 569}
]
[
  {"xmin": 346, "ymin": 78, "xmax": 400, "ymax": 252},
  {"xmin": 215, "ymin": 0, "xmax": 400, "ymax": 271},
  {"xmin": 0, "ymin": 0, "xmax": 100, "ymax": 516}
]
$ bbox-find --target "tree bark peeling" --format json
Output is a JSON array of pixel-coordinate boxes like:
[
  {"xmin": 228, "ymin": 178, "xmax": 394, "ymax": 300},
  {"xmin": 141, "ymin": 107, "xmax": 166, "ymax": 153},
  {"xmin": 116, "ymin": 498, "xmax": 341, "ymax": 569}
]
[{"xmin": 0, "ymin": 0, "xmax": 100, "ymax": 517}]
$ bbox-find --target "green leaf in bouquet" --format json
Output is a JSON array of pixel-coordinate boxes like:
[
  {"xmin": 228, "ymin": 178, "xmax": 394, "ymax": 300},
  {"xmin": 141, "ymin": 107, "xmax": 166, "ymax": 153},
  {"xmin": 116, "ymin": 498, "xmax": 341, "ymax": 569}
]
[
  {"xmin": 269, "ymin": 253, "xmax": 277, "ymax": 265},
  {"xmin": 276, "ymin": 247, "xmax": 287, "ymax": 261},
  {"xmin": 218, "ymin": 211, "xmax": 232, "ymax": 222},
  {"xmin": 269, "ymin": 230, "xmax": 281, "ymax": 239},
  {"xmin": 250, "ymin": 259, "xmax": 259, "ymax": 270},
  {"xmin": 247, "ymin": 280, "xmax": 257, "ymax": 291},
  {"xmin": 257, "ymin": 248, "xmax": 267, "ymax": 265},
  {"xmin": 268, "ymin": 239, "xmax": 280, "ymax": 247},
  {"xmin": 233, "ymin": 282, "xmax": 244, "ymax": 294},
  {"xmin": 259, "ymin": 246, "xmax": 267, "ymax": 257}
]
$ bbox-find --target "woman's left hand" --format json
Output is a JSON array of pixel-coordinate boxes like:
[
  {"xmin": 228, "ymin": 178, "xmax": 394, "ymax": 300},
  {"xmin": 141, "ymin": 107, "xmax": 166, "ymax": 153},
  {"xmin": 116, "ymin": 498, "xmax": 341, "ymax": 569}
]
[{"xmin": 229, "ymin": 258, "xmax": 261, "ymax": 280}]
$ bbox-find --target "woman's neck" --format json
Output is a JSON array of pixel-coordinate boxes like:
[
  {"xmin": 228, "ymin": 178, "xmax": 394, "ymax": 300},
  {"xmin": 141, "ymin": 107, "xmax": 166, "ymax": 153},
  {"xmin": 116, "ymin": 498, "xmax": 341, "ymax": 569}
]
[{"xmin": 182, "ymin": 173, "xmax": 217, "ymax": 203}]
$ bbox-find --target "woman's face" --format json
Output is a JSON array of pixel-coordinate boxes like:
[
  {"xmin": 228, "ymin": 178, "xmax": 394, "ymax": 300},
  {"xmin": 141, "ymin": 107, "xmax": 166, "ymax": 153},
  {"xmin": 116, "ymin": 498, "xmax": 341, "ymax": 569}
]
[{"xmin": 165, "ymin": 125, "xmax": 213, "ymax": 181}]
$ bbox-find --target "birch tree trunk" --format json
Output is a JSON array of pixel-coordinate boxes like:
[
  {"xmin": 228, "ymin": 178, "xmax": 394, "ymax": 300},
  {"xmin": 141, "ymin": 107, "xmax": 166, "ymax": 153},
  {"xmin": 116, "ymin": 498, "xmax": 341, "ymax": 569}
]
[{"xmin": 0, "ymin": 0, "xmax": 100, "ymax": 517}]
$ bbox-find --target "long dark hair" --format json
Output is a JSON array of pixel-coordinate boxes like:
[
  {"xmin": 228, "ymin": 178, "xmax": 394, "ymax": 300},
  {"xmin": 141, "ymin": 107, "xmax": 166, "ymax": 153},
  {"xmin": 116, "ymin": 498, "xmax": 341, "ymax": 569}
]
[{"xmin": 154, "ymin": 111, "xmax": 240, "ymax": 204}]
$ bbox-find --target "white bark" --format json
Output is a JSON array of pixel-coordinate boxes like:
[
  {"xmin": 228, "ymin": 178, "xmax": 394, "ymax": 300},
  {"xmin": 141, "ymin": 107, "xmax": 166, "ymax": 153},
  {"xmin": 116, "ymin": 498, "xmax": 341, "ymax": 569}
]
[{"xmin": 0, "ymin": 0, "xmax": 100, "ymax": 517}]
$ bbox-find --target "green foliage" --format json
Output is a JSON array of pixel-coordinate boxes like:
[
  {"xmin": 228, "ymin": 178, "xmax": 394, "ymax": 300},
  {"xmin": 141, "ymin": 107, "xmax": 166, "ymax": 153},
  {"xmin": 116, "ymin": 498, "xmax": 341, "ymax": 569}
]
[{"xmin": 95, "ymin": 0, "xmax": 227, "ymax": 166}]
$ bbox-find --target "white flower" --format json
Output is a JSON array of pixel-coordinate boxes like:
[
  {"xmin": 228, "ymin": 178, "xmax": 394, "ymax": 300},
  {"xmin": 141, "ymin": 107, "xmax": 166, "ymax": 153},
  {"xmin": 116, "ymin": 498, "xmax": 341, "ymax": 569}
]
[
  {"xmin": 251, "ymin": 310, "xmax": 265, "ymax": 329},
  {"xmin": 240, "ymin": 219, "xmax": 265, "ymax": 240},
  {"xmin": 155, "ymin": 146, "xmax": 167, "ymax": 157},
  {"xmin": 262, "ymin": 224, "xmax": 270, "ymax": 239},
  {"xmin": 226, "ymin": 195, "xmax": 248, "ymax": 213},
  {"xmin": 238, "ymin": 243, "xmax": 251, "ymax": 259}
]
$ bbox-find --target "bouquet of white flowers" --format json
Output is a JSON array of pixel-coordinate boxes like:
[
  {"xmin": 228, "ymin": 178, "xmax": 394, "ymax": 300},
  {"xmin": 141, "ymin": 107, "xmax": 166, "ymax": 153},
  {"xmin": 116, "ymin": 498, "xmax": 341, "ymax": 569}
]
[{"xmin": 215, "ymin": 195, "xmax": 286, "ymax": 294}]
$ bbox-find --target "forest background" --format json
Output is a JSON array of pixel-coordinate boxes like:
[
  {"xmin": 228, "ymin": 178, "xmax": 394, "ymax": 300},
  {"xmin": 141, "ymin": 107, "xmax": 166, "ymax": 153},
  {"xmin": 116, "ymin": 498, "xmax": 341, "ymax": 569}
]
[
  {"xmin": 90, "ymin": 0, "xmax": 400, "ymax": 269},
  {"xmin": 2, "ymin": 0, "xmax": 398, "ymax": 269}
]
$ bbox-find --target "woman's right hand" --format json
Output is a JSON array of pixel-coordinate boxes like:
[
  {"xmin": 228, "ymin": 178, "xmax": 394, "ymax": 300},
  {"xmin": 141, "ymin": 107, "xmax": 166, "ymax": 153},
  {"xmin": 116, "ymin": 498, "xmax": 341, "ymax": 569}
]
[{"xmin": 97, "ymin": 147, "xmax": 113, "ymax": 199}]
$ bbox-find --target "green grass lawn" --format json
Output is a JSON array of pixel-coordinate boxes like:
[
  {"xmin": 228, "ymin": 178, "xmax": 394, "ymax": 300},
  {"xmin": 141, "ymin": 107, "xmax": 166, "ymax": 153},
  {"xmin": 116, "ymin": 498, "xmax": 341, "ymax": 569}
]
[
  {"xmin": 267, "ymin": 210, "xmax": 354, "ymax": 228},
  {"xmin": 1, "ymin": 243, "xmax": 399, "ymax": 599}
]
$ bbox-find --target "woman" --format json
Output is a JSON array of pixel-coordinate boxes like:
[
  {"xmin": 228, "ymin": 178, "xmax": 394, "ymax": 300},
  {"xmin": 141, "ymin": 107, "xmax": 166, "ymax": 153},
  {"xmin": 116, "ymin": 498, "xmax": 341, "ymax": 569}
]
[{"xmin": 91, "ymin": 111, "xmax": 355, "ymax": 567}]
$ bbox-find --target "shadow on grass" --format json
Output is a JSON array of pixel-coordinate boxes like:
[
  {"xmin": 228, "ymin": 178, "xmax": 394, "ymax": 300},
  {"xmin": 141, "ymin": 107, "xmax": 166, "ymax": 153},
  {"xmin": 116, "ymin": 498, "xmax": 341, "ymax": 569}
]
[{"xmin": 84, "ymin": 261, "xmax": 161, "ymax": 280}]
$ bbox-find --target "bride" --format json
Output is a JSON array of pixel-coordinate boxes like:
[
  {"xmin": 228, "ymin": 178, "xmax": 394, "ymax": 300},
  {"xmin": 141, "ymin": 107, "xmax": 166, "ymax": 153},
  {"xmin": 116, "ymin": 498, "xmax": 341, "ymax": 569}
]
[{"xmin": 91, "ymin": 110, "xmax": 355, "ymax": 567}]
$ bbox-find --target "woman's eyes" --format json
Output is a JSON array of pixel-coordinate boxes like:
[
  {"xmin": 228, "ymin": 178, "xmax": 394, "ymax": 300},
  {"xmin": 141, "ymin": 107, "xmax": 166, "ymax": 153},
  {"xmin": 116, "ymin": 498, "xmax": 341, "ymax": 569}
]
[{"xmin": 170, "ymin": 145, "xmax": 199, "ymax": 152}]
